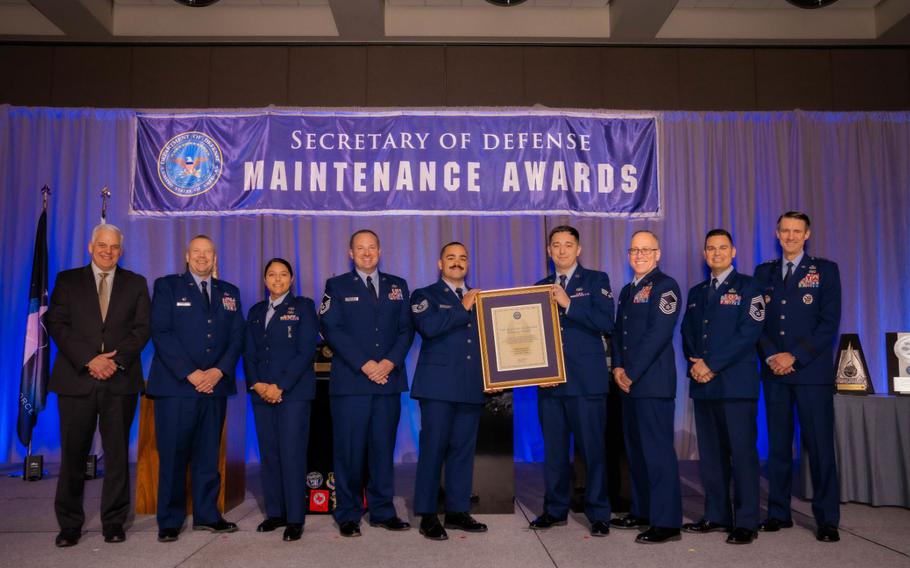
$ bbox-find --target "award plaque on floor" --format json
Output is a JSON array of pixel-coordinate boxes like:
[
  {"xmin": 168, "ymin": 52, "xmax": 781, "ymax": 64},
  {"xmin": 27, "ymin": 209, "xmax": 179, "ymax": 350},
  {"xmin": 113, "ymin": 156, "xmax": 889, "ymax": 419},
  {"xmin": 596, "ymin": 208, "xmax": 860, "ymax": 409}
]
[
  {"xmin": 835, "ymin": 333, "xmax": 873, "ymax": 394},
  {"xmin": 886, "ymin": 332, "xmax": 910, "ymax": 396},
  {"xmin": 475, "ymin": 285, "xmax": 566, "ymax": 391}
]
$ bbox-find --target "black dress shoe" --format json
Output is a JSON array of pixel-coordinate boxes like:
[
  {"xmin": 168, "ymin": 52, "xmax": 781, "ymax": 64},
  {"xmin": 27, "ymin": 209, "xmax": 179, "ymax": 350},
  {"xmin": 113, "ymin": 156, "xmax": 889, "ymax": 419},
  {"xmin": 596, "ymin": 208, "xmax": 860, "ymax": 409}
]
[
  {"xmin": 193, "ymin": 519, "xmax": 238, "ymax": 533},
  {"xmin": 339, "ymin": 521, "xmax": 361, "ymax": 537},
  {"xmin": 590, "ymin": 521, "xmax": 610, "ymax": 537},
  {"xmin": 726, "ymin": 527, "xmax": 757, "ymax": 544},
  {"xmin": 444, "ymin": 512, "xmax": 487, "ymax": 533},
  {"xmin": 257, "ymin": 517, "xmax": 287, "ymax": 532},
  {"xmin": 758, "ymin": 518, "xmax": 793, "ymax": 532},
  {"xmin": 682, "ymin": 519, "xmax": 730, "ymax": 533},
  {"xmin": 283, "ymin": 524, "xmax": 303, "ymax": 541},
  {"xmin": 636, "ymin": 527, "xmax": 682, "ymax": 544},
  {"xmin": 529, "ymin": 513, "xmax": 567, "ymax": 530},
  {"xmin": 369, "ymin": 516, "xmax": 410, "ymax": 531},
  {"xmin": 103, "ymin": 526, "xmax": 126, "ymax": 543},
  {"xmin": 816, "ymin": 525, "xmax": 840, "ymax": 542},
  {"xmin": 610, "ymin": 515, "xmax": 650, "ymax": 530},
  {"xmin": 157, "ymin": 528, "xmax": 180, "ymax": 543},
  {"xmin": 55, "ymin": 529, "xmax": 81, "ymax": 548},
  {"xmin": 420, "ymin": 515, "xmax": 448, "ymax": 541}
]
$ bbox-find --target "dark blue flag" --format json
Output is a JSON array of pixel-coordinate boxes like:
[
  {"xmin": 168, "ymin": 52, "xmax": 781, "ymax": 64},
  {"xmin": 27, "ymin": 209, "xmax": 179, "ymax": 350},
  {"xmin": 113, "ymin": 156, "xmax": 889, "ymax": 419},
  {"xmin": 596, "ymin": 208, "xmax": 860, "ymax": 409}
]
[{"xmin": 17, "ymin": 209, "xmax": 49, "ymax": 448}]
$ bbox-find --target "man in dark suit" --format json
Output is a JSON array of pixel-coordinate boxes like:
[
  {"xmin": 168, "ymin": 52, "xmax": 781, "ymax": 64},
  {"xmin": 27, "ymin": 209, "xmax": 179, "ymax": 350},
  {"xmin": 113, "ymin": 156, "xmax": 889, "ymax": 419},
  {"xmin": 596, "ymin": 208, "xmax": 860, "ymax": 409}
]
[
  {"xmin": 754, "ymin": 211, "xmax": 842, "ymax": 543},
  {"xmin": 319, "ymin": 229, "xmax": 415, "ymax": 537},
  {"xmin": 681, "ymin": 229, "xmax": 765, "ymax": 545},
  {"xmin": 529, "ymin": 225, "xmax": 615, "ymax": 537},
  {"xmin": 611, "ymin": 230, "xmax": 682, "ymax": 544},
  {"xmin": 147, "ymin": 235, "xmax": 244, "ymax": 542},
  {"xmin": 47, "ymin": 223, "xmax": 151, "ymax": 547},
  {"xmin": 410, "ymin": 242, "xmax": 488, "ymax": 541}
]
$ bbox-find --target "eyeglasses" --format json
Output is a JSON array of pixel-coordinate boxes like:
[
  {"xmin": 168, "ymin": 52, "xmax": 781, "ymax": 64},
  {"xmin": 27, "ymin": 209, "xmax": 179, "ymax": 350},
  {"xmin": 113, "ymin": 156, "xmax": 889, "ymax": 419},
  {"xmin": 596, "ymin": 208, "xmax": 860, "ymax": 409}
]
[{"xmin": 627, "ymin": 248, "xmax": 658, "ymax": 257}]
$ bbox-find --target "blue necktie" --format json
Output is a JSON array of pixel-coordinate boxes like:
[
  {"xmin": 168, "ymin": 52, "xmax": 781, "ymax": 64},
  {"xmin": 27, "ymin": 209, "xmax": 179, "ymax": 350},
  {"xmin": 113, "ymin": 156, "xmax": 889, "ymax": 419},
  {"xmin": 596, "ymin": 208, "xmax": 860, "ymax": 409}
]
[{"xmin": 201, "ymin": 280, "xmax": 211, "ymax": 311}]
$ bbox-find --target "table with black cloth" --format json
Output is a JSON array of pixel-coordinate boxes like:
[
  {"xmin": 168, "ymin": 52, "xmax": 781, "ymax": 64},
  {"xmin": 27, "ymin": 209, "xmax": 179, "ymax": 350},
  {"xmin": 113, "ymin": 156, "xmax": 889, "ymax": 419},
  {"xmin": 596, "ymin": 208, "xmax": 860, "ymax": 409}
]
[{"xmin": 801, "ymin": 394, "xmax": 910, "ymax": 508}]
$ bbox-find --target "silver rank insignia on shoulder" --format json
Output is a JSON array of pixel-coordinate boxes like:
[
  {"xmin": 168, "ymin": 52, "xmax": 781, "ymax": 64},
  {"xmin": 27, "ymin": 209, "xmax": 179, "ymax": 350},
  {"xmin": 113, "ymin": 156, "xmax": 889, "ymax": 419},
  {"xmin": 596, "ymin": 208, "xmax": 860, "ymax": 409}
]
[
  {"xmin": 319, "ymin": 293, "xmax": 331, "ymax": 315},
  {"xmin": 750, "ymin": 295, "xmax": 766, "ymax": 322},
  {"xmin": 659, "ymin": 290, "xmax": 678, "ymax": 314},
  {"xmin": 411, "ymin": 299, "xmax": 429, "ymax": 314}
]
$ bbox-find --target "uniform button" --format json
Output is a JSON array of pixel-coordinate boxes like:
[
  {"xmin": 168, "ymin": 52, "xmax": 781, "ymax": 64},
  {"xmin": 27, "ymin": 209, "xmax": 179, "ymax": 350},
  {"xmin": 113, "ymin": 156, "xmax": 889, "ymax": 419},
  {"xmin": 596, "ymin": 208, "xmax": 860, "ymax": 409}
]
[
  {"xmin": 623, "ymin": 316, "xmax": 627, "ymax": 320},
  {"xmin": 467, "ymin": 323, "xmax": 472, "ymax": 328},
  {"xmin": 623, "ymin": 346, "xmax": 628, "ymax": 350},
  {"xmin": 702, "ymin": 334, "xmax": 707, "ymax": 338},
  {"xmin": 375, "ymin": 343, "xmax": 380, "ymax": 347},
  {"xmin": 207, "ymin": 333, "xmax": 212, "ymax": 339},
  {"xmin": 780, "ymin": 331, "xmax": 786, "ymax": 336},
  {"xmin": 560, "ymin": 327, "xmax": 564, "ymax": 332},
  {"xmin": 375, "ymin": 328, "xmax": 379, "ymax": 332},
  {"xmin": 265, "ymin": 346, "xmax": 270, "ymax": 351},
  {"xmin": 780, "ymin": 315, "xmax": 786, "ymax": 320},
  {"xmin": 206, "ymin": 348, "xmax": 212, "ymax": 353},
  {"xmin": 208, "ymin": 319, "xmax": 213, "ymax": 324},
  {"xmin": 703, "ymin": 319, "xmax": 708, "ymax": 324},
  {"xmin": 781, "ymin": 300, "xmax": 787, "ymax": 305},
  {"xmin": 467, "ymin": 339, "xmax": 472, "ymax": 343},
  {"xmin": 466, "ymin": 355, "xmax": 471, "ymax": 360},
  {"xmin": 623, "ymin": 331, "xmax": 627, "ymax": 335}
]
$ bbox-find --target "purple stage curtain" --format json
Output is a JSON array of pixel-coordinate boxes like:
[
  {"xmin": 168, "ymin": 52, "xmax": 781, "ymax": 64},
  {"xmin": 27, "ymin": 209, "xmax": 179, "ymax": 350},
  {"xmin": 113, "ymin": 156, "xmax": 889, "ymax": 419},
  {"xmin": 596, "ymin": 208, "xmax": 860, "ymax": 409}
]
[{"xmin": 2, "ymin": 105, "xmax": 908, "ymax": 464}]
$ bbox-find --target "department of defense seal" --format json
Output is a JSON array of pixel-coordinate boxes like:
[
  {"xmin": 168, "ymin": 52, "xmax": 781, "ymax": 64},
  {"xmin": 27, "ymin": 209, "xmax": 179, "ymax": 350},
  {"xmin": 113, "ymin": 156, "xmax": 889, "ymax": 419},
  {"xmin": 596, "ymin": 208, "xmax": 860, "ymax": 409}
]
[{"xmin": 157, "ymin": 131, "xmax": 223, "ymax": 197}]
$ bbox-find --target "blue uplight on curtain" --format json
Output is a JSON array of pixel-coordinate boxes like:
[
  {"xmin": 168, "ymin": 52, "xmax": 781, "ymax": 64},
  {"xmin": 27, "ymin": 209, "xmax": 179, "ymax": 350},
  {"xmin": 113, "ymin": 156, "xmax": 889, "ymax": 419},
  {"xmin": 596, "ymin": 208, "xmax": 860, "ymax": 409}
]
[{"xmin": 2, "ymin": 105, "xmax": 909, "ymax": 465}]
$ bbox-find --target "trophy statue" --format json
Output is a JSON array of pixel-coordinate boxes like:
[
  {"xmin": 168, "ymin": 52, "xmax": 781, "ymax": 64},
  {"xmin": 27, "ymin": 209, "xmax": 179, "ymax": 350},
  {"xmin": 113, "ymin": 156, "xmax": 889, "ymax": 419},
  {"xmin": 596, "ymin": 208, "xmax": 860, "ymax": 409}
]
[
  {"xmin": 835, "ymin": 334, "xmax": 873, "ymax": 394},
  {"xmin": 886, "ymin": 332, "xmax": 910, "ymax": 396}
]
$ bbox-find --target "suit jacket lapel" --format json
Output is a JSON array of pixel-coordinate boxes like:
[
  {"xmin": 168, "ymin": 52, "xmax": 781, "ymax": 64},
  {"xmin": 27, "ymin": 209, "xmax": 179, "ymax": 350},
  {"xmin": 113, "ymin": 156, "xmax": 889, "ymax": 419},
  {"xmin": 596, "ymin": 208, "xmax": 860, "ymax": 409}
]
[
  {"xmin": 83, "ymin": 265, "xmax": 104, "ymax": 326},
  {"xmin": 267, "ymin": 295, "xmax": 291, "ymax": 331}
]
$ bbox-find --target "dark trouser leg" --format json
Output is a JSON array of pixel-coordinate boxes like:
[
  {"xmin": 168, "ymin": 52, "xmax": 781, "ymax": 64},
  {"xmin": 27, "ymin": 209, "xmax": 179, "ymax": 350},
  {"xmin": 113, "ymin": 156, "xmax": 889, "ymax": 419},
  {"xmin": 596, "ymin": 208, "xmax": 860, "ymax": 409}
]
[{"xmin": 97, "ymin": 388, "xmax": 138, "ymax": 529}]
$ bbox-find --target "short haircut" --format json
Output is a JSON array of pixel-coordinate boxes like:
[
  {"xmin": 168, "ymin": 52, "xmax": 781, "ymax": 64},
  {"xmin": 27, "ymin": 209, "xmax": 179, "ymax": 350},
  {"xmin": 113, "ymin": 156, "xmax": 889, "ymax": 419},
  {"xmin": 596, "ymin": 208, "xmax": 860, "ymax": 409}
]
[
  {"xmin": 187, "ymin": 234, "xmax": 216, "ymax": 252},
  {"xmin": 439, "ymin": 241, "xmax": 467, "ymax": 259},
  {"xmin": 91, "ymin": 223, "xmax": 123, "ymax": 243},
  {"xmin": 263, "ymin": 257, "xmax": 294, "ymax": 278},
  {"xmin": 630, "ymin": 229, "xmax": 660, "ymax": 248},
  {"xmin": 349, "ymin": 229, "xmax": 380, "ymax": 249},
  {"xmin": 776, "ymin": 211, "xmax": 811, "ymax": 229},
  {"xmin": 548, "ymin": 225, "xmax": 580, "ymax": 245},
  {"xmin": 704, "ymin": 228, "xmax": 734, "ymax": 248}
]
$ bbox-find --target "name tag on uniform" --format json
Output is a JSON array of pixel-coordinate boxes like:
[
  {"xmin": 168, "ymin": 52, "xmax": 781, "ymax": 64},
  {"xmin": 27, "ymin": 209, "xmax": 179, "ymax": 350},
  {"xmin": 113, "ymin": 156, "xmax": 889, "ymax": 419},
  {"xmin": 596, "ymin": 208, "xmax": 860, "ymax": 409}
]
[
  {"xmin": 344, "ymin": 296, "xmax": 360, "ymax": 302},
  {"xmin": 439, "ymin": 304, "xmax": 452, "ymax": 309},
  {"xmin": 176, "ymin": 301, "xmax": 192, "ymax": 307}
]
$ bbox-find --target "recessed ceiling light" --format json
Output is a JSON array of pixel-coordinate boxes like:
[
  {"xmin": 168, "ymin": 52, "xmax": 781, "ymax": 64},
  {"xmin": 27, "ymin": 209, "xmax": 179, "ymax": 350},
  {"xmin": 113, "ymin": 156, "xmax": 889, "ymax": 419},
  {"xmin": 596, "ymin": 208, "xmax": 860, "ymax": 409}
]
[{"xmin": 785, "ymin": 0, "xmax": 840, "ymax": 8}]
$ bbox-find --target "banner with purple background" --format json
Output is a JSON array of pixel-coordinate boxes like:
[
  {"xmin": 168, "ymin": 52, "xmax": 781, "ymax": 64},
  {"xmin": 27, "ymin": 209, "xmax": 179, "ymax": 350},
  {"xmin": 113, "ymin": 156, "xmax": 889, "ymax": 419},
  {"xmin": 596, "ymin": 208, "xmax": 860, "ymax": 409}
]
[{"xmin": 131, "ymin": 110, "xmax": 659, "ymax": 217}]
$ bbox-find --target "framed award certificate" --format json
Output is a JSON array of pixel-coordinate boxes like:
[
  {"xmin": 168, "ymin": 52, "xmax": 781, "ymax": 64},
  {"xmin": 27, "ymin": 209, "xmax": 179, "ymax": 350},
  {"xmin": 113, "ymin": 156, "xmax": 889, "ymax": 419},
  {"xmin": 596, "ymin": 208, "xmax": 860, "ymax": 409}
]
[{"xmin": 476, "ymin": 285, "xmax": 566, "ymax": 391}]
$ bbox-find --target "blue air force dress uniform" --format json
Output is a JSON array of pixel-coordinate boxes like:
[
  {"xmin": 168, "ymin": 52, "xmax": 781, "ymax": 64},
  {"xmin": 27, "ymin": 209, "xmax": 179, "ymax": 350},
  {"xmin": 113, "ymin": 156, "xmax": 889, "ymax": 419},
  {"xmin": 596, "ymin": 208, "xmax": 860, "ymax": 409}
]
[
  {"xmin": 410, "ymin": 280, "xmax": 486, "ymax": 516},
  {"xmin": 535, "ymin": 264, "xmax": 615, "ymax": 524},
  {"xmin": 611, "ymin": 268, "xmax": 682, "ymax": 529},
  {"xmin": 319, "ymin": 270, "xmax": 415, "ymax": 525},
  {"xmin": 244, "ymin": 293, "xmax": 318, "ymax": 526},
  {"xmin": 754, "ymin": 254, "xmax": 841, "ymax": 529},
  {"xmin": 681, "ymin": 268, "xmax": 765, "ymax": 531},
  {"xmin": 147, "ymin": 272, "xmax": 244, "ymax": 531}
]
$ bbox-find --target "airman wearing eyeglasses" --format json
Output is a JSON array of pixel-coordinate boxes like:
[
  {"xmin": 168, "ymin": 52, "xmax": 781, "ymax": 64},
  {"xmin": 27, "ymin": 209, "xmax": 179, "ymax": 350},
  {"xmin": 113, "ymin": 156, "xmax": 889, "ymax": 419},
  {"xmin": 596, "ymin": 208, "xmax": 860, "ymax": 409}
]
[{"xmin": 610, "ymin": 230, "xmax": 682, "ymax": 544}]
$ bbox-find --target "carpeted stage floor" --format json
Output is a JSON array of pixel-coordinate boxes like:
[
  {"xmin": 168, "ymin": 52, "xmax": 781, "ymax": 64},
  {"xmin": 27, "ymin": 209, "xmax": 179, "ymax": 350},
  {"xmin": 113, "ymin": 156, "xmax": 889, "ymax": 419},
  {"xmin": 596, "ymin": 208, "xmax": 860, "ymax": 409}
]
[{"xmin": 0, "ymin": 461, "xmax": 907, "ymax": 568}]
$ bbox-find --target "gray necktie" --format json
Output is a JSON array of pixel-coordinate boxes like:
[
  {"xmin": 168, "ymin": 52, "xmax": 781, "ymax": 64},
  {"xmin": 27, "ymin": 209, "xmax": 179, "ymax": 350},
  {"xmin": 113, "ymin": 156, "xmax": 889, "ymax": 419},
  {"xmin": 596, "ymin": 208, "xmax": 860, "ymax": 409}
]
[{"xmin": 98, "ymin": 272, "xmax": 110, "ymax": 321}]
